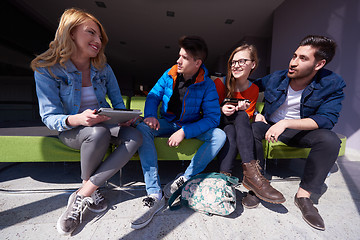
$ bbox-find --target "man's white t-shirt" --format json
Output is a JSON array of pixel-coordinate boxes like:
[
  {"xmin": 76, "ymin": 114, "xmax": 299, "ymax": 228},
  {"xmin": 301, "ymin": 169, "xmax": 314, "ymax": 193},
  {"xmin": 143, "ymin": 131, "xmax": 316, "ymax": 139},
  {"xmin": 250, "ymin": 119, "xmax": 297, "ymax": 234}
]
[{"xmin": 269, "ymin": 85, "xmax": 304, "ymax": 123}]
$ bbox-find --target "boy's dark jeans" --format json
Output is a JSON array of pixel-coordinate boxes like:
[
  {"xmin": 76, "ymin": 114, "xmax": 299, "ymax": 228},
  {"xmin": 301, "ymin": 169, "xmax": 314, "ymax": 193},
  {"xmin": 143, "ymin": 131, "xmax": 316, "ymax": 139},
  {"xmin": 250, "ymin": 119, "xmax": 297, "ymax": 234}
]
[{"xmin": 252, "ymin": 121, "xmax": 341, "ymax": 194}]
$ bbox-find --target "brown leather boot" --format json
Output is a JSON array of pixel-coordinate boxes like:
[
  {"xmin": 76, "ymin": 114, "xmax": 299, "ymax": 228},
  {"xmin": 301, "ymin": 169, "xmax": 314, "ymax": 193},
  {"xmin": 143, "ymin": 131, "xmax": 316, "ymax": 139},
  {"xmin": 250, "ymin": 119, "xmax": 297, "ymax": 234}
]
[
  {"xmin": 242, "ymin": 160, "xmax": 286, "ymax": 204},
  {"xmin": 242, "ymin": 191, "xmax": 260, "ymax": 209}
]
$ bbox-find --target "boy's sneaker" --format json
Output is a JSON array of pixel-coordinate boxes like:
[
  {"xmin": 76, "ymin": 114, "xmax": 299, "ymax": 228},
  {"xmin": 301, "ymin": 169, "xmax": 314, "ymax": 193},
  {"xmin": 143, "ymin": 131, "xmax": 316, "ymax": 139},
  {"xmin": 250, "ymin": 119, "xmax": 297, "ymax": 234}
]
[
  {"xmin": 163, "ymin": 173, "xmax": 186, "ymax": 198},
  {"xmin": 56, "ymin": 192, "xmax": 93, "ymax": 235},
  {"xmin": 131, "ymin": 195, "xmax": 165, "ymax": 229},
  {"xmin": 88, "ymin": 189, "xmax": 108, "ymax": 213}
]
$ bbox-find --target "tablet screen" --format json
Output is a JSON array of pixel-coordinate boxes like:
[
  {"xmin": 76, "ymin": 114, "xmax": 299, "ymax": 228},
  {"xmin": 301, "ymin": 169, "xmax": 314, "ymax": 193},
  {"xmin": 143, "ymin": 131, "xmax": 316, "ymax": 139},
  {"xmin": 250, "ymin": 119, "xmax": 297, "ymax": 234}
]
[{"xmin": 97, "ymin": 108, "xmax": 142, "ymax": 124}]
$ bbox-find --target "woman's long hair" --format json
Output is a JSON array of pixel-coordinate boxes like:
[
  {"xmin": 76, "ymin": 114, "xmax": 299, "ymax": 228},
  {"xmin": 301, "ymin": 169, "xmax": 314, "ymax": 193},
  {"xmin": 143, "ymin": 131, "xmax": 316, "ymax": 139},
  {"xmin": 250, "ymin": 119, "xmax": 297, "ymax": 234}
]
[
  {"xmin": 225, "ymin": 44, "xmax": 258, "ymax": 98},
  {"xmin": 31, "ymin": 8, "xmax": 109, "ymax": 73}
]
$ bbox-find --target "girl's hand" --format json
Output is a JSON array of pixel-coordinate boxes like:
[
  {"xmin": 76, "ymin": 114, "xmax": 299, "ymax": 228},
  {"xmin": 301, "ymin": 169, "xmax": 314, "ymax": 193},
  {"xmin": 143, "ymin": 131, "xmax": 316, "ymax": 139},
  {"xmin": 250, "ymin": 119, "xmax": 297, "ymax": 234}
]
[
  {"xmin": 119, "ymin": 116, "xmax": 142, "ymax": 127},
  {"xmin": 66, "ymin": 109, "xmax": 110, "ymax": 127},
  {"xmin": 236, "ymin": 101, "xmax": 250, "ymax": 111},
  {"xmin": 254, "ymin": 113, "xmax": 267, "ymax": 123},
  {"xmin": 221, "ymin": 104, "xmax": 236, "ymax": 116}
]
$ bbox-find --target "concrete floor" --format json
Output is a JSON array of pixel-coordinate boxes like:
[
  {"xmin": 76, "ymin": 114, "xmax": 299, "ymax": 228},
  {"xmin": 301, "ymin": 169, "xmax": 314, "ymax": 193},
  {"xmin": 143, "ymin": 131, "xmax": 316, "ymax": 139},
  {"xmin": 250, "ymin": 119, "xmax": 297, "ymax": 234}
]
[{"xmin": 1, "ymin": 151, "xmax": 360, "ymax": 240}]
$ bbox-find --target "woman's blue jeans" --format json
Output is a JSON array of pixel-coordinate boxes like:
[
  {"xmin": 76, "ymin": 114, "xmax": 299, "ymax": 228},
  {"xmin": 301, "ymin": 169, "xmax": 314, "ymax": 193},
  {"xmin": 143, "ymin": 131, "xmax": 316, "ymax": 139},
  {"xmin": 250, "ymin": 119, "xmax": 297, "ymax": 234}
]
[{"xmin": 136, "ymin": 118, "xmax": 226, "ymax": 195}]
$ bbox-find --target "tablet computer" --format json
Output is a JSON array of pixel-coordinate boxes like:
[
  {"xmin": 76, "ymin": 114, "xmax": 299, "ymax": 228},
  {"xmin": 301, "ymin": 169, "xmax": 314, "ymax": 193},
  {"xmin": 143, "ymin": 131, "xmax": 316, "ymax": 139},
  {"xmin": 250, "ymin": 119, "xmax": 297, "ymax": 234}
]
[{"xmin": 97, "ymin": 108, "xmax": 142, "ymax": 124}]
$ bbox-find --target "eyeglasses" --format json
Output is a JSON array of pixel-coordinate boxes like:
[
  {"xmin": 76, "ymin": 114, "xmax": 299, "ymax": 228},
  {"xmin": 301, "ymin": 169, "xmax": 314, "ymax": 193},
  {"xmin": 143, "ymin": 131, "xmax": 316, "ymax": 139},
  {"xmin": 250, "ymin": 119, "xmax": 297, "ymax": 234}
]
[{"xmin": 230, "ymin": 59, "xmax": 253, "ymax": 67}]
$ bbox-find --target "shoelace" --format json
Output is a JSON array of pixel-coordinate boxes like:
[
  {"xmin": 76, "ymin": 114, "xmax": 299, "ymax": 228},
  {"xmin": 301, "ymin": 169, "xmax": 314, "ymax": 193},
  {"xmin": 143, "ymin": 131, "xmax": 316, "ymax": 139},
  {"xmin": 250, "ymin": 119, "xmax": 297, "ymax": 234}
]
[
  {"xmin": 254, "ymin": 161, "xmax": 268, "ymax": 182},
  {"xmin": 255, "ymin": 160, "xmax": 263, "ymax": 170},
  {"xmin": 142, "ymin": 197, "xmax": 155, "ymax": 208},
  {"xmin": 91, "ymin": 190, "xmax": 104, "ymax": 205},
  {"xmin": 68, "ymin": 195, "xmax": 93, "ymax": 223},
  {"xmin": 175, "ymin": 177, "xmax": 185, "ymax": 188}
]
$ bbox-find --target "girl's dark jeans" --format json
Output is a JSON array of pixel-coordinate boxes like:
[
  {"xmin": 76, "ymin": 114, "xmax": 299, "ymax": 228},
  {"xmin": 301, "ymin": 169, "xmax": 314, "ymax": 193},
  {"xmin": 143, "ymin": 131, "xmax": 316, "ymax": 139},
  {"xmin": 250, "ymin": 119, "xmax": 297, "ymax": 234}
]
[{"xmin": 218, "ymin": 110, "xmax": 256, "ymax": 174}]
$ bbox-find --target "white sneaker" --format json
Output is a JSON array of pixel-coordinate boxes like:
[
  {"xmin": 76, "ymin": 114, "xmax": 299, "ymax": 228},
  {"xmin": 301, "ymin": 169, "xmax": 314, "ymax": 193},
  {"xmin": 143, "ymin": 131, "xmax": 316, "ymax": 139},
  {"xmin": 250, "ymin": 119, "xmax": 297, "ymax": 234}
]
[
  {"xmin": 163, "ymin": 173, "xmax": 187, "ymax": 198},
  {"xmin": 88, "ymin": 189, "xmax": 108, "ymax": 213},
  {"xmin": 131, "ymin": 195, "xmax": 165, "ymax": 229}
]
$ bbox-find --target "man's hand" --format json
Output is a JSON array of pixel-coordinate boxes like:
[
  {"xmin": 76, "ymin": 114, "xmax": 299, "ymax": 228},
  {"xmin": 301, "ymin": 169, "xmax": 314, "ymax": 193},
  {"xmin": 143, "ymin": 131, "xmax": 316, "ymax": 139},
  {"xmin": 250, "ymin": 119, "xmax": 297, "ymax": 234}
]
[
  {"xmin": 168, "ymin": 128, "xmax": 185, "ymax": 147},
  {"xmin": 144, "ymin": 117, "xmax": 160, "ymax": 130},
  {"xmin": 265, "ymin": 121, "xmax": 287, "ymax": 143},
  {"xmin": 265, "ymin": 118, "xmax": 319, "ymax": 143}
]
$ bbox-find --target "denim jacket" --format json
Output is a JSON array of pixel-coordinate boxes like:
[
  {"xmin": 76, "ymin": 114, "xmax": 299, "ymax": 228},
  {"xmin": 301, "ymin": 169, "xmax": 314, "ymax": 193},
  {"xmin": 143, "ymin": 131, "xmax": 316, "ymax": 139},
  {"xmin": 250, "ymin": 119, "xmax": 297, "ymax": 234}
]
[
  {"xmin": 34, "ymin": 61, "xmax": 125, "ymax": 132},
  {"xmin": 253, "ymin": 69, "xmax": 346, "ymax": 130}
]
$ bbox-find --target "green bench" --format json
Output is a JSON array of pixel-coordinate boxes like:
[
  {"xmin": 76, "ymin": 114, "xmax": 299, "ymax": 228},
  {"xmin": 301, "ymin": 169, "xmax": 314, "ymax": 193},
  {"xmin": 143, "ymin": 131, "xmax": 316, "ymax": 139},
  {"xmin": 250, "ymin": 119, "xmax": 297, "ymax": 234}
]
[
  {"xmin": 0, "ymin": 96, "xmax": 205, "ymax": 163},
  {"xmin": 265, "ymin": 135, "xmax": 346, "ymax": 160},
  {"xmin": 128, "ymin": 96, "xmax": 347, "ymax": 162},
  {"xmin": 0, "ymin": 96, "xmax": 346, "ymax": 172}
]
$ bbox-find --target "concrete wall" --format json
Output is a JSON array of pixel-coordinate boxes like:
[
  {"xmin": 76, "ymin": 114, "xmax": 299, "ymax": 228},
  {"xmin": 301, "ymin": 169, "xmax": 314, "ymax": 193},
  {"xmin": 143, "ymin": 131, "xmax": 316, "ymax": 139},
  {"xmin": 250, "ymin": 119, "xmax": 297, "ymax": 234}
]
[
  {"xmin": 213, "ymin": 36, "xmax": 272, "ymax": 80},
  {"xmin": 0, "ymin": 76, "xmax": 39, "ymax": 122},
  {"xmin": 271, "ymin": 0, "xmax": 360, "ymax": 152}
]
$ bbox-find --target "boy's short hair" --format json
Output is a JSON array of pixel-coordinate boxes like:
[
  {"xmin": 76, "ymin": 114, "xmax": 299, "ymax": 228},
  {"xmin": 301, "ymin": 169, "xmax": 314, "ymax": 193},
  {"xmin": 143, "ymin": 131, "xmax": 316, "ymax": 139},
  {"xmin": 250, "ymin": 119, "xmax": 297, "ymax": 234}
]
[
  {"xmin": 179, "ymin": 36, "xmax": 208, "ymax": 62},
  {"xmin": 299, "ymin": 35, "xmax": 337, "ymax": 65}
]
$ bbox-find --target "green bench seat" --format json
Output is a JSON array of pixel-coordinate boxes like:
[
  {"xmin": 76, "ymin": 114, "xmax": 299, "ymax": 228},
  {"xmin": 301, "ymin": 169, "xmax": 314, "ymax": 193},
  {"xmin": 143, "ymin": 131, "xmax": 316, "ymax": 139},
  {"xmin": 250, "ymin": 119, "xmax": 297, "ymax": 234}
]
[
  {"xmin": 0, "ymin": 96, "xmax": 346, "ymax": 165},
  {"xmin": 266, "ymin": 133, "xmax": 346, "ymax": 159}
]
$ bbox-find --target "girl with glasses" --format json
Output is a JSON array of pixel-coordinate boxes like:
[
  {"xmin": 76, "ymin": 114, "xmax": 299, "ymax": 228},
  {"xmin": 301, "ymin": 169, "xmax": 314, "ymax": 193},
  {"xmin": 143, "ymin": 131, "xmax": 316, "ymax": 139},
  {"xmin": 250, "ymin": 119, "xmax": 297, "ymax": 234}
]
[{"xmin": 214, "ymin": 44, "xmax": 285, "ymax": 208}]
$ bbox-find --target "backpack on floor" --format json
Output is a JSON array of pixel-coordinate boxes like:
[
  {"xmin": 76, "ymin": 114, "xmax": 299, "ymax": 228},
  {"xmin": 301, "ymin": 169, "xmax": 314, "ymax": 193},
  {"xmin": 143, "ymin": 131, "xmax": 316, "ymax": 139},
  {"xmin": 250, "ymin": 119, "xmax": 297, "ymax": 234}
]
[{"xmin": 168, "ymin": 172, "xmax": 239, "ymax": 216}]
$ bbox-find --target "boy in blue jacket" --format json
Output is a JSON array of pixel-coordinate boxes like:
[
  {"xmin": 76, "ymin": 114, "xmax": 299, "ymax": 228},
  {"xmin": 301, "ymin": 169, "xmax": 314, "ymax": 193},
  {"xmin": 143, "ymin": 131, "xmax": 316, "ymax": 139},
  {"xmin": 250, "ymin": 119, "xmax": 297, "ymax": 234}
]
[{"xmin": 131, "ymin": 36, "xmax": 226, "ymax": 229}]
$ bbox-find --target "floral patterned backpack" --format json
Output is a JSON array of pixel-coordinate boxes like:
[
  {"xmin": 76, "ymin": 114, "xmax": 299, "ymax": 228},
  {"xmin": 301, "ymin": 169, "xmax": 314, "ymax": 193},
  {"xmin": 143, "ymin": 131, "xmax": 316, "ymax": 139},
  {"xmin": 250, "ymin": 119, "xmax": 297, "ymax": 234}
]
[{"xmin": 168, "ymin": 172, "xmax": 239, "ymax": 216}]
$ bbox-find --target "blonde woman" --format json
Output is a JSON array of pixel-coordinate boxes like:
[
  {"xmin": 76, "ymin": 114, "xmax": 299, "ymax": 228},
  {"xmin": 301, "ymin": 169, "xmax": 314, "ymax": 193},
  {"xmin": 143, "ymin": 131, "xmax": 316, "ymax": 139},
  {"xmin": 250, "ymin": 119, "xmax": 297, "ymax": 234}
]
[
  {"xmin": 214, "ymin": 44, "xmax": 285, "ymax": 207},
  {"xmin": 31, "ymin": 8, "xmax": 142, "ymax": 235}
]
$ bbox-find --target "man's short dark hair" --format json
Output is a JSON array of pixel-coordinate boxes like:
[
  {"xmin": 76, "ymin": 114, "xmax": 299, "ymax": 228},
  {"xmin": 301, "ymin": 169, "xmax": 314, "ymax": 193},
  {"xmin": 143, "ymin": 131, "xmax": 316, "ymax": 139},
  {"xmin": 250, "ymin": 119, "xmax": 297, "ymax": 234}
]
[
  {"xmin": 179, "ymin": 35, "xmax": 208, "ymax": 63},
  {"xmin": 299, "ymin": 35, "xmax": 337, "ymax": 65}
]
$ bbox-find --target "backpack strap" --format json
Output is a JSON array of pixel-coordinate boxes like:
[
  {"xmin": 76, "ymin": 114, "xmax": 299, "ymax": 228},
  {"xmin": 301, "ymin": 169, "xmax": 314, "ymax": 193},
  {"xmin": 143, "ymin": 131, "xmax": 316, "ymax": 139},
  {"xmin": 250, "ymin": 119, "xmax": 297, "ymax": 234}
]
[{"xmin": 168, "ymin": 183, "xmax": 185, "ymax": 211}]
